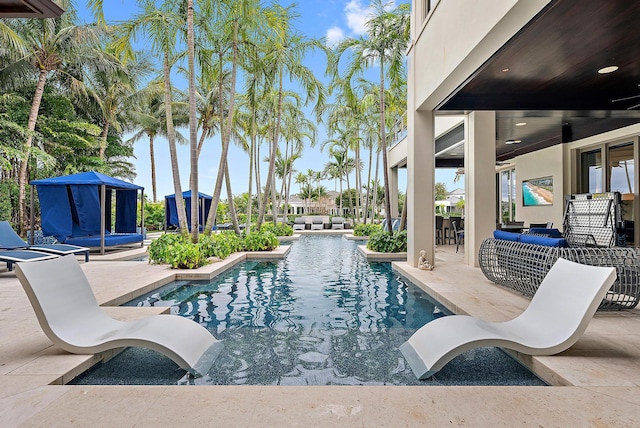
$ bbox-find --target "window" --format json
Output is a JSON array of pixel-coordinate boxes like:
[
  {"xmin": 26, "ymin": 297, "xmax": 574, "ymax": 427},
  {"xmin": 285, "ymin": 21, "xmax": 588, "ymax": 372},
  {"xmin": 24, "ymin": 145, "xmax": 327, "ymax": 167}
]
[
  {"xmin": 498, "ymin": 168, "xmax": 516, "ymax": 224},
  {"xmin": 580, "ymin": 149, "xmax": 602, "ymax": 193},
  {"xmin": 608, "ymin": 143, "xmax": 634, "ymax": 195},
  {"xmin": 579, "ymin": 141, "xmax": 635, "ymax": 195}
]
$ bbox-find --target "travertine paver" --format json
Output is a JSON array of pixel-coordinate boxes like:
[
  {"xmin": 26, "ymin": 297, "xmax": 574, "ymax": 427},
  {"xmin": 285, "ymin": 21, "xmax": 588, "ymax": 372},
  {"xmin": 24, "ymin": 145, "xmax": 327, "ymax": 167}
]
[{"xmin": 1, "ymin": 244, "xmax": 639, "ymax": 427}]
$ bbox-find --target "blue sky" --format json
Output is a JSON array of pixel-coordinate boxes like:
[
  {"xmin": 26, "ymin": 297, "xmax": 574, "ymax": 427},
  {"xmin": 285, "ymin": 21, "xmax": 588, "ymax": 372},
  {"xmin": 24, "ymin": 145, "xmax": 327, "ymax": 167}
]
[{"xmin": 81, "ymin": 0, "xmax": 460, "ymax": 201}]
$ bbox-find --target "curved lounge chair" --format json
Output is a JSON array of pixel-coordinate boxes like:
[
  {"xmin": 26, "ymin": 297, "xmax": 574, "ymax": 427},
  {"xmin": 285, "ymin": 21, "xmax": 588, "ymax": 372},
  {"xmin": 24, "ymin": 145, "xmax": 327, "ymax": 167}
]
[
  {"xmin": 399, "ymin": 258, "xmax": 616, "ymax": 379},
  {"xmin": 15, "ymin": 255, "xmax": 222, "ymax": 378}
]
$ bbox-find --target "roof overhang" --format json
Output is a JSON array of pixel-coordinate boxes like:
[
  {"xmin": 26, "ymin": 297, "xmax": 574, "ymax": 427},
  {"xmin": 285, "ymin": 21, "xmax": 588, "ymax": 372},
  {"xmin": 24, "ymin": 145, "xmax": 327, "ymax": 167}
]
[
  {"xmin": 434, "ymin": 0, "xmax": 640, "ymax": 161},
  {"xmin": 0, "ymin": 0, "xmax": 64, "ymax": 18}
]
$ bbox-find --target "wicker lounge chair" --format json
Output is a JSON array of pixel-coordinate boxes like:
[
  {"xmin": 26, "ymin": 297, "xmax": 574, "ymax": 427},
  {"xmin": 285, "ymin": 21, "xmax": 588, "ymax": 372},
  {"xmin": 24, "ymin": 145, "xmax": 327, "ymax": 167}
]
[
  {"xmin": 400, "ymin": 258, "xmax": 616, "ymax": 379},
  {"xmin": 0, "ymin": 221, "xmax": 89, "ymax": 262},
  {"xmin": 15, "ymin": 255, "xmax": 223, "ymax": 378}
]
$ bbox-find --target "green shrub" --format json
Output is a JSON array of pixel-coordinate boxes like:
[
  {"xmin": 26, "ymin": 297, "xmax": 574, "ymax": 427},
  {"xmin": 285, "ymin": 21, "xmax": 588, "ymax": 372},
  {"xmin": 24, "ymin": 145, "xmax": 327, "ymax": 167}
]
[
  {"xmin": 148, "ymin": 233, "xmax": 185, "ymax": 264},
  {"xmin": 143, "ymin": 202, "xmax": 165, "ymax": 231},
  {"xmin": 261, "ymin": 222, "xmax": 293, "ymax": 237},
  {"xmin": 165, "ymin": 241, "xmax": 206, "ymax": 269},
  {"xmin": 243, "ymin": 230, "xmax": 279, "ymax": 251},
  {"xmin": 353, "ymin": 223, "xmax": 381, "ymax": 237},
  {"xmin": 366, "ymin": 230, "xmax": 407, "ymax": 253}
]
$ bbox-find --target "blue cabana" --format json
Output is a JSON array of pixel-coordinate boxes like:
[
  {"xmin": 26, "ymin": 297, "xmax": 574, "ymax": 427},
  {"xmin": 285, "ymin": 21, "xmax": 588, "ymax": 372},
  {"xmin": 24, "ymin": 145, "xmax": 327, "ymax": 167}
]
[
  {"xmin": 164, "ymin": 191, "xmax": 212, "ymax": 231},
  {"xmin": 30, "ymin": 171, "xmax": 144, "ymax": 254}
]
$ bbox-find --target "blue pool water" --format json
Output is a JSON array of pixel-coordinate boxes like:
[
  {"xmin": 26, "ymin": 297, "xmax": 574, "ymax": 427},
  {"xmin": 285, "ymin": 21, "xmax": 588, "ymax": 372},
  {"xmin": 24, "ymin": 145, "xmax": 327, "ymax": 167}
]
[{"xmin": 71, "ymin": 235, "xmax": 545, "ymax": 386}]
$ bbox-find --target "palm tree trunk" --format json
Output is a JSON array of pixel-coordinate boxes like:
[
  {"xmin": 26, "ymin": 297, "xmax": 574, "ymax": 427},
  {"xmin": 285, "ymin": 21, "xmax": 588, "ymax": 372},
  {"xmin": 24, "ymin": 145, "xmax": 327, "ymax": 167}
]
[
  {"xmin": 149, "ymin": 134, "xmax": 157, "ymax": 202},
  {"xmin": 373, "ymin": 148, "xmax": 380, "ymax": 222},
  {"xmin": 225, "ymin": 160, "xmax": 240, "ymax": 234},
  {"xmin": 255, "ymin": 139, "xmax": 262, "ymax": 210},
  {"xmin": 399, "ymin": 193, "xmax": 407, "ymax": 231},
  {"xmin": 205, "ymin": 21, "xmax": 239, "ymax": 235},
  {"xmin": 196, "ymin": 125, "xmax": 208, "ymax": 158},
  {"xmin": 379, "ymin": 61, "xmax": 393, "ymax": 233},
  {"xmin": 284, "ymin": 143, "xmax": 295, "ymax": 221},
  {"xmin": 354, "ymin": 131, "xmax": 362, "ymax": 224},
  {"xmin": 256, "ymin": 69, "xmax": 284, "ymax": 229},
  {"xmin": 246, "ymin": 111, "xmax": 256, "ymax": 232},
  {"xmin": 18, "ymin": 69, "xmax": 48, "ymax": 234},
  {"xmin": 187, "ymin": 0, "xmax": 199, "ymax": 243},
  {"xmin": 363, "ymin": 140, "xmax": 373, "ymax": 224},
  {"xmin": 99, "ymin": 121, "xmax": 110, "ymax": 159},
  {"xmin": 163, "ymin": 51, "xmax": 188, "ymax": 235}
]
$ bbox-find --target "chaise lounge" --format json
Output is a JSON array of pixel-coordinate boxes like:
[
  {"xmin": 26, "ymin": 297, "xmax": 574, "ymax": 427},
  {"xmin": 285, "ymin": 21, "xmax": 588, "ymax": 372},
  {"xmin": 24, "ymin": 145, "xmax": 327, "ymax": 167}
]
[
  {"xmin": 331, "ymin": 216, "xmax": 345, "ymax": 229},
  {"xmin": 400, "ymin": 258, "xmax": 616, "ymax": 379},
  {"xmin": 0, "ymin": 249, "xmax": 58, "ymax": 272},
  {"xmin": 15, "ymin": 255, "xmax": 223, "ymax": 377},
  {"xmin": 0, "ymin": 220, "xmax": 89, "ymax": 262}
]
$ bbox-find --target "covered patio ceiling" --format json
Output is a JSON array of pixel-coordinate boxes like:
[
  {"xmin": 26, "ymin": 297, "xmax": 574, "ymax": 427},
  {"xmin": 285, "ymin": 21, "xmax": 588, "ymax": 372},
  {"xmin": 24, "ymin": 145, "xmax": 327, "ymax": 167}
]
[
  {"xmin": 0, "ymin": 0, "xmax": 64, "ymax": 18},
  {"xmin": 435, "ymin": 0, "xmax": 640, "ymax": 164}
]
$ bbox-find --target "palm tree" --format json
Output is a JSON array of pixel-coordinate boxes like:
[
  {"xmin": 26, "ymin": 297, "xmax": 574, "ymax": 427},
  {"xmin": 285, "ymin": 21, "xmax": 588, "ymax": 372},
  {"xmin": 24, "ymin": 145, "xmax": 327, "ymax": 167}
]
[
  {"xmin": 0, "ymin": 1, "xmax": 117, "ymax": 233},
  {"xmin": 83, "ymin": 53, "xmax": 152, "ymax": 160},
  {"xmin": 117, "ymin": 0, "xmax": 190, "ymax": 234},
  {"xmin": 255, "ymin": 3, "xmax": 326, "ymax": 230},
  {"xmin": 126, "ymin": 82, "xmax": 188, "ymax": 203},
  {"xmin": 332, "ymin": 0, "xmax": 410, "ymax": 232}
]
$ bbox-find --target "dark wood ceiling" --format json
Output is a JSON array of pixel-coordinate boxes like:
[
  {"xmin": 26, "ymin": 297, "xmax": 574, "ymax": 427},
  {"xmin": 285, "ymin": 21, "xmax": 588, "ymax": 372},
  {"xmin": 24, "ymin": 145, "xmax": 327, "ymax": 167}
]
[
  {"xmin": 0, "ymin": 0, "xmax": 64, "ymax": 18},
  {"xmin": 435, "ymin": 0, "xmax": 640, "ymax": 162}
]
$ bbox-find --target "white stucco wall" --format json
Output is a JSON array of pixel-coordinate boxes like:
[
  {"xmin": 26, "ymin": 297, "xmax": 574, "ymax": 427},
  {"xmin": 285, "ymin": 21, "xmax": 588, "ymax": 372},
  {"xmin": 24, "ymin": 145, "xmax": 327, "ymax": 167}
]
[{"xmin": 514, "ymin": 144, "xmax": 565, "ymax": 229}]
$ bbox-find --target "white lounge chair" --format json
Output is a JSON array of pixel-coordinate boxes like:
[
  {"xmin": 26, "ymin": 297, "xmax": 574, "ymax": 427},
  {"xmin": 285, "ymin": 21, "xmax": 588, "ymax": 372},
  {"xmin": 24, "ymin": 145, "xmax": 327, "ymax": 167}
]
[
  {"xmin": 311, "ymin": 217, "xmax": 324, "ymax": 230},
  {"xmin": 292, "ymin": 217, "xmax": 306, "ymax": 231},
  {"xmin": 399, "ymin": 258, "xmax": 616, "ymax": 379},
  {"xmin": 331, "ymin": 217, "xmax": 345, "ymax": 229},
  {"xmin": 15, "ymin": 255, "xmax": 223, "ymax": 378}
]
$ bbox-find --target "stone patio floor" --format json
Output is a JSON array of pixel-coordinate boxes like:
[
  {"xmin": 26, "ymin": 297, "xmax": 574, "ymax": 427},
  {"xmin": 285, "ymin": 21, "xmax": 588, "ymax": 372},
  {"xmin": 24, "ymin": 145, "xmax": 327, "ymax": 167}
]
[{"xmin": 1, "ymin": 239, "xmax": 639, "ymax": 427}]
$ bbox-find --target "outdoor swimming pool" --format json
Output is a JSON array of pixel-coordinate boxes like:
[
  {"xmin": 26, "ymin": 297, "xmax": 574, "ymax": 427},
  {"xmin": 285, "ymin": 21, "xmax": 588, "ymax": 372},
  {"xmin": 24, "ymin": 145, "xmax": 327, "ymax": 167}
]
[{"xmin": 71, "ymin": 235, "xmax": 545, "ymax": 386}]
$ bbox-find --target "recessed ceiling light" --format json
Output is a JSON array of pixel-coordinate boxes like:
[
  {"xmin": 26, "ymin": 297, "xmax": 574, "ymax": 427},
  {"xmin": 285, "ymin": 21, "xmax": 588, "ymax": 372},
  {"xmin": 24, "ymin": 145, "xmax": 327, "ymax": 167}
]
[
  {"xmin": 505, "ymin": 139, "xmax": 522, "ymax": 145},
  {"xmin": 501, "ymin": 68, "xmax": 510, "ymax": 72},
  {"xmin": 598, "ymin": 65, "xmax": 618, "ymax": 74},
  {"xmin": 515, "ymin": 122, "xmax": 527, "ymax": 126}
]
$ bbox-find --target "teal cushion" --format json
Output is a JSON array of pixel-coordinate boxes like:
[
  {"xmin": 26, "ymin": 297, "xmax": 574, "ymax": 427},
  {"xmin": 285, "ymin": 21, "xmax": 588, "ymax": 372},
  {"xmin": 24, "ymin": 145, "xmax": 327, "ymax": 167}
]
[
  {"xmin": 520, "ymin": 233, "xmax": 569, "ymax": 247},
  {"xmin": 493, "ymin": 230, "xmax": 521, "ymax": 241}
]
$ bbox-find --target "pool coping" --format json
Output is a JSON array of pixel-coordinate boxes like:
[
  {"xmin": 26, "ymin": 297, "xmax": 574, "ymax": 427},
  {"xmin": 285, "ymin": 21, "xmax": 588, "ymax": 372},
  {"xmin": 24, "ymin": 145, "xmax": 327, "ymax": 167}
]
[
  {"xmin": 357, "ymin": 245, "xmax": 407, "ymax": 261},
  {"xmin": 3, "ymin": 241, "xmax": 640, "ymax": 426}
]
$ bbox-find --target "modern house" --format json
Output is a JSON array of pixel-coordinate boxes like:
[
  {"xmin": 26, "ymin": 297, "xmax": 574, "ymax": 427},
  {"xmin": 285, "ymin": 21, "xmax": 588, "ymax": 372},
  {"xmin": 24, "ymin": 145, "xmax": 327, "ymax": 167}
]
[{"xmin": 401, "ymin": 0, "xmax": 640, "ymax": 267}]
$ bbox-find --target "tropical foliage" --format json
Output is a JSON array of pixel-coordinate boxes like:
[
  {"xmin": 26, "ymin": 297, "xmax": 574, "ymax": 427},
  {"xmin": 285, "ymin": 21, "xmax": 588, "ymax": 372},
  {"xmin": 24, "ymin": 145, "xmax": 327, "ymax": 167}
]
[
  {"xmin": 1, "ymin": 0, "xmax": 410, "ymax": 241},
  {"xmin": 367, "ymin": 229, "xmax": 407, "ymax": 253},
  {"xmin": 148, "ymin": 229, "xmax": 275, "ymax": 268}
]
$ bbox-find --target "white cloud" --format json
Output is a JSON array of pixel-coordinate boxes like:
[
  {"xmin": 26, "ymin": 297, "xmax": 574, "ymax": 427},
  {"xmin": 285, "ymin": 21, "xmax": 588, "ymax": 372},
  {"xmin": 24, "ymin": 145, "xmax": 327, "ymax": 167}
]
[
  {"xmin": 326, "ymin": 26, "xmax": 345, "ymax": 47},
  {"xmin": 344, "ymin": 0, "xmax": 398, "ymax": 35},
  {"xmin": 345, "ymin": 0, "xmax": 368, "ymax": 35}
]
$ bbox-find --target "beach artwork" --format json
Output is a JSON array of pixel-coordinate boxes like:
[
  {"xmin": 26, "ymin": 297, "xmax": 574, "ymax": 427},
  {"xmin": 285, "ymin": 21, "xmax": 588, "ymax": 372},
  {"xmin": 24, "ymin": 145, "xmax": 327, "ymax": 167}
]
[{"xmin": 522, "ymin": 177, "xmax": 553, "ymax": 206}]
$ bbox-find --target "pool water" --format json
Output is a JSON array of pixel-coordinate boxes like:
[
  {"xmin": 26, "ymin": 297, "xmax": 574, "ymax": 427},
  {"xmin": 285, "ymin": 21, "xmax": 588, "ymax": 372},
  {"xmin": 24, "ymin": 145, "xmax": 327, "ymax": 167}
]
[{"xmin": 71, "ymin": 235, "xmax": 546, "ymax": 386}]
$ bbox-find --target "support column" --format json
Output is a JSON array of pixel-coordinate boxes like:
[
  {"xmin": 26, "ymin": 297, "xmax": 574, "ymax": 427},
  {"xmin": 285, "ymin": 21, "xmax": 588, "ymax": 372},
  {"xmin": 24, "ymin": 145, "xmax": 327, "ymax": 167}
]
[
  {"xmin": 407, "ymin": 109, "xmax": 435, "ymax": 267},
  {"xmin": 464, "ymin": 111, "xmax": 496, "ymax": 267},
  {"xmin": 389, "ymin": 166, "xmax": 399, "ymax": 218}
]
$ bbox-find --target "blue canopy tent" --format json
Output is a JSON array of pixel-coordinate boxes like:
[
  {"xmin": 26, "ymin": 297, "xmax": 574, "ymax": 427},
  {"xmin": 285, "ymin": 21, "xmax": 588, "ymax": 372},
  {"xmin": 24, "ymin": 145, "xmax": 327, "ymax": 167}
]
[
  {"xmin": 30, "ymin": 171, "xmax": 144, "ymax": 254},
  {"xmin": 164, "ymin": 191, "xmax": 212, "ymax": 231}
]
